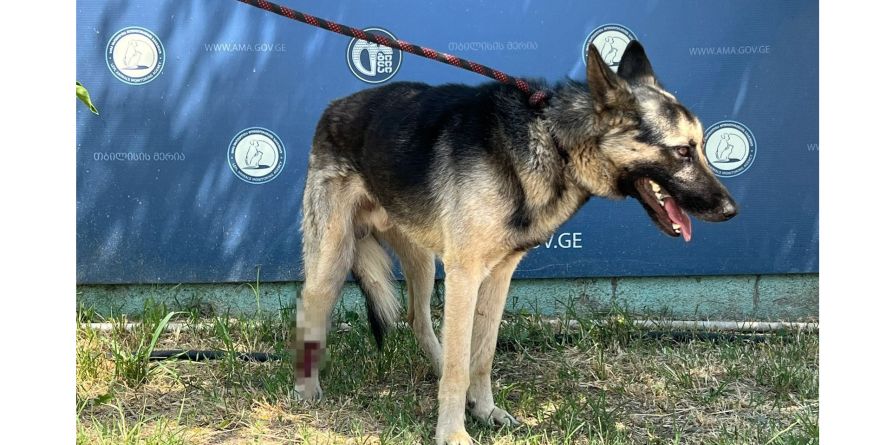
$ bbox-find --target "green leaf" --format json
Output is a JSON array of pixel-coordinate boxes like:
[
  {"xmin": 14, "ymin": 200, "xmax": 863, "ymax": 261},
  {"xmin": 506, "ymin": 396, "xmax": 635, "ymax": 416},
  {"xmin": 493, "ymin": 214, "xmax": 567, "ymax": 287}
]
[
  {"xmin": 92, "ymin": 393, "xmax": 114, "ymax": 405},
  {"xmin": 145, "ymin": 311, "xmax": 177, "ymax": 359},
  {"xmin": 76, "ymin": 81, "xmax": 100, "ymax": 115}
]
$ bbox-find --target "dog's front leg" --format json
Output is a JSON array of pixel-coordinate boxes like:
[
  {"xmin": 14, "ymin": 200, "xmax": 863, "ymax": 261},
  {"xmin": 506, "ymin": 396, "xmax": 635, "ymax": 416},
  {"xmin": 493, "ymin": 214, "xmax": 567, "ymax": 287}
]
[
  {"xmin": 467, "ymin": 251, "xmax": 524, "ymax": 426},
  {"xmin": 435, "ymin": 260, "xmax": 485, "ymax": 445}
]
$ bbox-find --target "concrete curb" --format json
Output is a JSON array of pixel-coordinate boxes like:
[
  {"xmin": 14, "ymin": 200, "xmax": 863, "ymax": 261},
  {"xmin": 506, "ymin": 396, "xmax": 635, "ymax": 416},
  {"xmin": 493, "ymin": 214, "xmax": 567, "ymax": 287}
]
[{"xmin": 76, "ymin": 274, "xmax": 818, "ymax": 321}]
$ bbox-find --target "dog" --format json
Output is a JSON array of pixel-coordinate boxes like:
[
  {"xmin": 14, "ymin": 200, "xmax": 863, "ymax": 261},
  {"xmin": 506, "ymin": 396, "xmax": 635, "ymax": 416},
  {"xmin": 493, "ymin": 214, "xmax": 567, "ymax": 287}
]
[{"xmin": 290, "ymin": 40, "xmax": 737, "ymax": 444}]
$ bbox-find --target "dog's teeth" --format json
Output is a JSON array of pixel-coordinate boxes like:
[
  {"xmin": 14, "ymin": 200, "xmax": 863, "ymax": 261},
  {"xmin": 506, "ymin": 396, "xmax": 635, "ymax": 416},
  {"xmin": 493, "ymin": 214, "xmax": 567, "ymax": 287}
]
[
  {"xmin": 672, "ymin": 223, "xmax": 681, "ymax": 232},
  {"xmin": 650, "ymin": 181, "xmax": 661, "ymax": 193},
  {"xmin": 657, "ymin": 199, "xmax": 664, "ymax": 206}
]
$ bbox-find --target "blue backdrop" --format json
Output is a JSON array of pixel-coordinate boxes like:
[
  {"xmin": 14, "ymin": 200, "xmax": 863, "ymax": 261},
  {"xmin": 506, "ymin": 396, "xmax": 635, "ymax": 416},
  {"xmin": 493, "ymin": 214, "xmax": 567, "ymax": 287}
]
[{"xmin": 76, "ymin": 0, "xmax": 819, "ymax": 283}]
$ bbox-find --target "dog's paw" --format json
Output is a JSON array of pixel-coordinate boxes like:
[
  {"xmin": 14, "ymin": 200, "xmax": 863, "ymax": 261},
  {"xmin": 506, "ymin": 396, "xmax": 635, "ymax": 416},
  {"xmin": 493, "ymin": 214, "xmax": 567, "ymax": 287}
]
[
  {"xmin": 437, "ymin": 430, "xmax": 473, "ymax": 445},
  {"xmin": 291, "ymin": 382, "xmax": 323, "ymax": 403},
  {"xmin": 470, "ymin": 404, "xmax": 520, "ymax": 427}
]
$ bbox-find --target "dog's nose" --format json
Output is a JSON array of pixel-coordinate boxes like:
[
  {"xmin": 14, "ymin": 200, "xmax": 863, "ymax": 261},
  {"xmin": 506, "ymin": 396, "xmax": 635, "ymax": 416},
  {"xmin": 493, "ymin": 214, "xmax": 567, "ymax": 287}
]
[{"xmin": 721, "ymin": 201, "xmax": 738, "ymax": 220}]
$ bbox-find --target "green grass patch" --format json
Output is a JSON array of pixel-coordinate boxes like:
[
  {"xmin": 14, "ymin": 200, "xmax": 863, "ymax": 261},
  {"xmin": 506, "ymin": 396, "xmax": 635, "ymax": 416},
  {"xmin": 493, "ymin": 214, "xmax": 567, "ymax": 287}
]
[{"xmin": 77, "ymin": 299, "xmax": 818, "ymax": 444}]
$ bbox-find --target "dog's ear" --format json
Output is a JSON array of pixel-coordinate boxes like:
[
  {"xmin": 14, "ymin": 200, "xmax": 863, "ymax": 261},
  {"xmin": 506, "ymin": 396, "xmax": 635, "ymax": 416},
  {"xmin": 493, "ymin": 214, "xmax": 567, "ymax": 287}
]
[
  {"xmin": 617, "ymin": 40, "xmax": 658, "ymax": 86},
  {"xmin": 586, "ymin": 41, "xmax": 627, "ymax": 105}
]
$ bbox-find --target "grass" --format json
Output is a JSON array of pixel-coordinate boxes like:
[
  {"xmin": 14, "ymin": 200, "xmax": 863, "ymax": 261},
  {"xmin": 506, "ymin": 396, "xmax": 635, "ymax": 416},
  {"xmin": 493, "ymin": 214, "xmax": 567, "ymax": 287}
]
[{"xmin": 76, "ymin": 298, "xmax": 818, "ymax": 444}]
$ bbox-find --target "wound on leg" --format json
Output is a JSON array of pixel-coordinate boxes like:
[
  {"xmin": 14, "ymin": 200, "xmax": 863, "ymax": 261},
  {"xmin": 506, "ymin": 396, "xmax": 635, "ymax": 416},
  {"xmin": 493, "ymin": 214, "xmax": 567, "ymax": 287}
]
[{"xmin": 296, "ymin": 341, "xmax": 322, "ymax": 378}]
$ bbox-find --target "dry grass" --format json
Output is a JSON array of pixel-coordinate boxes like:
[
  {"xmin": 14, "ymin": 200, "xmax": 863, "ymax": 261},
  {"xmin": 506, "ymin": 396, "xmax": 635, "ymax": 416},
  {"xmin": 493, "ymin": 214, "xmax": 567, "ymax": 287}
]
[{"xmin": 76, "ymin": 301, "xmax": 818, "ymax": 444}]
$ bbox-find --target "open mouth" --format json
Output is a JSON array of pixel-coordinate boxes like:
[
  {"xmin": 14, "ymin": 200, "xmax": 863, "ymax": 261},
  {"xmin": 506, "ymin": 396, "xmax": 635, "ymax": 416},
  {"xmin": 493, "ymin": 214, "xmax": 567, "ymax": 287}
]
[{"xmin": 634, "ymin": 178, "xmax": 693, "ymax": 242}]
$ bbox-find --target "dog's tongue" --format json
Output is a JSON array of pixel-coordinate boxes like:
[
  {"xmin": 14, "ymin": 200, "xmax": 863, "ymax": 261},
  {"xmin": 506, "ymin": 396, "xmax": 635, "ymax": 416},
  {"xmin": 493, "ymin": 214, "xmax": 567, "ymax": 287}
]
[{"xmin": 663, "ymin": 197, "xmax": 692, "ymax": 242}]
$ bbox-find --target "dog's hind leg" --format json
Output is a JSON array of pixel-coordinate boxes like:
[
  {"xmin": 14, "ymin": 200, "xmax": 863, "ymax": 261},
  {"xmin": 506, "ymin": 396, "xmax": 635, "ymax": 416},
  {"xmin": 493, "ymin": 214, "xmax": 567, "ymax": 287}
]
[
  {"xmin": 466, "ymin": 251, "xmax": 525, "ymax": 426},
  {"xmin": 290, "ymin": 170, "xmax": 359, "ymax": 402},
  {"xmin": 382, "ymin": 229, "xmax": 442, "ymax": 376}
]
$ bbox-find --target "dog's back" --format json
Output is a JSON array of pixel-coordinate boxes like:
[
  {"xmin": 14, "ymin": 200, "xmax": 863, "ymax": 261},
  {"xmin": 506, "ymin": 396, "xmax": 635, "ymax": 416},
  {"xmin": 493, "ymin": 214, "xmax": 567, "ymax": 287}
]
[{"xmin": 313, "ymin": 81, "xmax": 552, "ymax": 229}]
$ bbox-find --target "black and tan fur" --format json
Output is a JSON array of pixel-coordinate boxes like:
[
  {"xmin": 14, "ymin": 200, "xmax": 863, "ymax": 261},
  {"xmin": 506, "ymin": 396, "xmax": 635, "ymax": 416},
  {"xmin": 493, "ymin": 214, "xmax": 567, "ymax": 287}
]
[{"xmin": 291, "ymin": 41, "xmax": 737, "ymax": 444}]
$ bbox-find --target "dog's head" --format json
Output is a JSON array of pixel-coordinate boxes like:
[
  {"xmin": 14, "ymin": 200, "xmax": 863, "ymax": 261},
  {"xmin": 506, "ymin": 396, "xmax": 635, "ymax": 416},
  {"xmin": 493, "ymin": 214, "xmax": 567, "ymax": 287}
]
[{"xmin": 558, "ymin": 40, "xmax": 737, "ymax": 242}]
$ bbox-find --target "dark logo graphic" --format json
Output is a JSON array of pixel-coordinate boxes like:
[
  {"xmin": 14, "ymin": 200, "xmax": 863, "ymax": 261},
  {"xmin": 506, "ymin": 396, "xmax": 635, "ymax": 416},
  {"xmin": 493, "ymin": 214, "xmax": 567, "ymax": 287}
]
[{"xmin": 346, "ymin": 28, "xmax": 402, "ymax": 83}]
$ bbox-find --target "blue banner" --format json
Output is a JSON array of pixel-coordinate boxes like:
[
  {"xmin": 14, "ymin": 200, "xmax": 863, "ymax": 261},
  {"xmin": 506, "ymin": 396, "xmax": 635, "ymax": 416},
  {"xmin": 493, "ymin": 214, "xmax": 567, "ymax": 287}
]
[{"xmin": 76, "ymin": 0, "xmax": 818, "ymax": 283}]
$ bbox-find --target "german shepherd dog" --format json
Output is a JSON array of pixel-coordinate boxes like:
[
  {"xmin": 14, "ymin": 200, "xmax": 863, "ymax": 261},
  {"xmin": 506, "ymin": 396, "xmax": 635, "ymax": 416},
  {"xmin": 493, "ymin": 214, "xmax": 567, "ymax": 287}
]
[{"xmin": 291, "ymin": 41, "xmax": 737, "ymax": 444}]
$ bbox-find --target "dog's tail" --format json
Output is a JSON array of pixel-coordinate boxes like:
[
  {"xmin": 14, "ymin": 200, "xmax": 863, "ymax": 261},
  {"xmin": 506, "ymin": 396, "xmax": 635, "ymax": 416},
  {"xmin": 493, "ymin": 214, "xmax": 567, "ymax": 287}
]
[{"xmin": 351, "ymin": 234, "xmax": 400, "ymax": 349}]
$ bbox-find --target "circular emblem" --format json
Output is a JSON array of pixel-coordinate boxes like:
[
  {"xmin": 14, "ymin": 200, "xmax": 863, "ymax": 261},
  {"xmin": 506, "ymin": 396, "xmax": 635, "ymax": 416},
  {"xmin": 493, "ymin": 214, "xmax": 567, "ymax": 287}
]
[
  {"xmin": 106, "ymin": 27, "xmax": 165, "ymax": 85},
  {"xmin": 703, "ymin": 121, "xmax": 757, "ymax": 178},
  {"xmin": 228, "ymin": 128, "xmax": 286, "ymax": 184},
  {"xmin": 583, "ymin": 24, "xmax": 638, "ymax": 71},
  {"xmin": 346, "ymin": 28, "xmax": 402, "ymax": 83}
]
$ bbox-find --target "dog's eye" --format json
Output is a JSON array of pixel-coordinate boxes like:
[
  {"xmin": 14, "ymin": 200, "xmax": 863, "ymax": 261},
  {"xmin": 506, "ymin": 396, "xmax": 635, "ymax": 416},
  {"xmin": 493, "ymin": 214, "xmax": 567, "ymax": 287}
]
[{"xmin": 676, "ymin": 145, "xmax": 691, "ymax": 158}]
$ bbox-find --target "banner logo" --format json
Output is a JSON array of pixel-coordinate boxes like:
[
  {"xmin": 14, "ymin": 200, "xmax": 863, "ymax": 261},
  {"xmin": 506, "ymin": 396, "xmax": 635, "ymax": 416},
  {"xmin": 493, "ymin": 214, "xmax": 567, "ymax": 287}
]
[
  {"xmin": 347, "ymin": 28, "xmax": 402, "ymax": 83},
  {"xmin": 703, "ymin": 121, "xmax": 757, "ymax": 177},
  {"xmin": 106, "ymin": 27, "xmax": 165, "ymax": 85},
  {"xmin": 228, "ymin": 128, "xmax": 286, "ymax": 184},
  {"xmin": 583, "ymin": 24, "xmax": 637, "ymax": 71}
]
